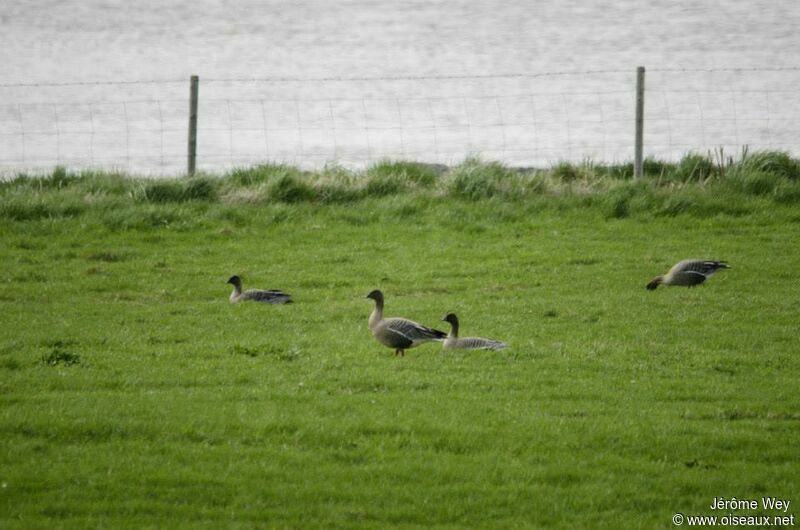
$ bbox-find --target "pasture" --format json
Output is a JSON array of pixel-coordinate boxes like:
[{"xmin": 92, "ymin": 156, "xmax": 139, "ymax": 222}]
[{"xmin": 1, "ymin": 155, "xmax": 799, "ymax": 528}]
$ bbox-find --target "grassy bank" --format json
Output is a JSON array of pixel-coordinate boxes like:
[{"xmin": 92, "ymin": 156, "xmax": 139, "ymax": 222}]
[
  {"xmin": 2, "ymin": 148, "xmax": 800, "ymax": 222},
  {"xmin": 1, "ymin": 152, "xmax": 799, "ymax": 528}
]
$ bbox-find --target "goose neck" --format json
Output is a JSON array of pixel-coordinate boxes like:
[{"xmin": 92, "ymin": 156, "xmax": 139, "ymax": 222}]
[
  {"xmin": 230, "ymin": 284, "xmax": 243, "ymax": 301},
  {"xmin": 368, "ymin": 299, "xmax": 383, "ymax": 329},
  {"xmin": 448, "ymin": 319, "xmax": 459, "ymax": 338}
]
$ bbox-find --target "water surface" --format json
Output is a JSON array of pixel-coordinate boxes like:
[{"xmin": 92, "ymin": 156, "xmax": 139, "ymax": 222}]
[{"xmin": 1, "ymin": 1, "xmax": 798, "ymax": 174}]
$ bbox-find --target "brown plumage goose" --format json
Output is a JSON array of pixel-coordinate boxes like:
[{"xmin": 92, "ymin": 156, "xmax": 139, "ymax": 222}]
[
  {"xmin": 441, "ymin": 313, "xmax": 507, "ymax": 351},
  {"xmin": 227, "ymin": 275, "xmax": 292, "ymax": 304},
  {"xmin": 366, "ymin": 289, "xmax": 446, "ymax": 356},
  {"xmin": 646, "ymin": 260, "xmax": 730, "ymax": 290}
]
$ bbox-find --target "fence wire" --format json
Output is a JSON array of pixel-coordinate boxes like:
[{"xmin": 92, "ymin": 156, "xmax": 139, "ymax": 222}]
[{"xmin": 1, "ymin": 68, "xmax": 798, "ymax": 176}]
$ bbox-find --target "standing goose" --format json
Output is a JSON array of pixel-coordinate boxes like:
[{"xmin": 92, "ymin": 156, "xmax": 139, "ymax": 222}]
[
  {"xmin": 441, "ymin": 313, "xmax": 507, "ymax": 351},
  {"xmin": 227, "ymin": 275, "xmax": 292, "ymax": 304},
  {"xmin": 366, "ymin": 289, "xmax": 446, "ymax": 356},
  {"xmin": 646, "ymin": 260, "xmax": 730, "ymax": 290}
]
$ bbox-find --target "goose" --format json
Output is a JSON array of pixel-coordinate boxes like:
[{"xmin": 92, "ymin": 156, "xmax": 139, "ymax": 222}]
[
  {"xmin": 441, "ymin": 313, "xmax": 507, "ymax": 351},
  {"xmin": 366, "ymin": 289, "xmax": 446, "ymax": 356},
  {"xmin": 227, "ymin": 275, "xmax": 292, "ymax": 304},
  {"xmin": 646, "ymin": 260, "xmax": 730, "ymax": 290}
]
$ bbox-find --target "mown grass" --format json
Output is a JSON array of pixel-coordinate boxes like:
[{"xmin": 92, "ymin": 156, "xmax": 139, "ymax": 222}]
[{"xmin": 1, "ymin": 151, "xmax": 799, "ymax": 528}]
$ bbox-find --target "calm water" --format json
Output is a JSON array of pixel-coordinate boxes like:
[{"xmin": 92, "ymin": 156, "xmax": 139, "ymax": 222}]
[{"xmin": 1, "ymin": 0, "xmax": 799, "ymax": 174}]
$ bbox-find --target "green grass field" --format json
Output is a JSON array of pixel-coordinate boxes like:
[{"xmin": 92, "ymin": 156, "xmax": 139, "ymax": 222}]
[{"xmin": 2, "ymin": 154, "xmax": 799, "ymax": 528}]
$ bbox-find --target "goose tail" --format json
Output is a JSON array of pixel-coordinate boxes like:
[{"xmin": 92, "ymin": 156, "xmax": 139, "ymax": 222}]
[{"xmin": 424, "ymin": 327, "xmax": 448, "ymax": 341}]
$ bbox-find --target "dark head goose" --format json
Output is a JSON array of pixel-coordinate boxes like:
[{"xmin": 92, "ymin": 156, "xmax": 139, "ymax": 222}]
[
  {"xmin": 441, "ymin": 313, "xmax": 507, "ymax": 351},
  {"xmin": 646, "ymin": 260, "xmax": 729, "ymax": 290},
  {"xmin": 227, "ymin": 275, "xmax": 293, "ymax": 304},
  {"xmin": 366, "ymin": 289, "xmax": 446, "ymax": 356}
]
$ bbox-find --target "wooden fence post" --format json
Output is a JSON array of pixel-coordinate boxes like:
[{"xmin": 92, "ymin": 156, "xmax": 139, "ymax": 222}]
[
  {"xmin": 634, "ymin": 66, "xmax": 645, "ymax": 179},
  {"xmin": 188, "ymin": 75, "xmax": 199, "ymax": 176}
]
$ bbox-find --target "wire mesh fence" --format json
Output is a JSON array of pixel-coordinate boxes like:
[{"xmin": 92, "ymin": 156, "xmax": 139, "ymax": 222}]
[{"xmin": 1, "ymin": 67, "xmax": 799, "ymax": 176}]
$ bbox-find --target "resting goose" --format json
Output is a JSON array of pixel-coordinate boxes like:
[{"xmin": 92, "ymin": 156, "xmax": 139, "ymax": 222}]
[
  {"xmin": 646, "ymin": 260, "xmax": 730, "ymax": 290},
  {"xmin": 227, "ymin": 275, "xmax": 292, "ymax": 304},
  {"xmin": 441, "ymin": 313, "xmax": 507, "ymax": 351},
  {"xmin": 366, "ymin": 289, "xmax": 446, "ymax": 356}
]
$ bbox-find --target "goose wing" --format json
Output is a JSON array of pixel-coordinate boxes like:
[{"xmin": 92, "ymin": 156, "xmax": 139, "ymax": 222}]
[
  {"xmin": 453, "ymin": 337, "xmax": 508, "ymax": 351},
  {"xmin": 673, "ymin": 259, "xmax": 729, "ymax": 277},
  {"xmin": 382, "ymin": 317, "xmax": 446, "ymax": 344},
  {"xmin": 242, "ymin": 289, "xmax": 293, "ymax": 304},
  {"xmin": 666, "ymin": 259, "xmax": 729, "ymax": 286},
  {"xmin": 671, "ymin": 269, "xmax": 708, "ymax": 286},
  {"xmin": 700, "ymin": 260, "xmax": 729, "ymax": 274}
]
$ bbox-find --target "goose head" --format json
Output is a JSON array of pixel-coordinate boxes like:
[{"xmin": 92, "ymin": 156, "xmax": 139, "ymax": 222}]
[
  {"xmin": 366, "ymin": 289, "xmax": 384, "ymax": 303},
  {"xmin": 441, "ymin": 313, "xmax": 459, "ymax": 326}
]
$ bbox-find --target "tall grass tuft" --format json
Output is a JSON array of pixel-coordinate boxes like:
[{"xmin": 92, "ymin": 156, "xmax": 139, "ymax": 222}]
[
  {"xmin": 446, "ymin": 157, "xmax": 529, "ymax": 200},
  {"xmin": 669, "ymin": 152, "xmax": 717, "ymax": 183},
  {"xmin": 551, "ymin": 161, "xmax": 590, "ymax": 182},
  {"xmin": 43, "ymin": 166, "xmax": 77, "ymax": 189},
  {"xmin": 141, "ymin": 176, "xmax": 217, "ymax": 203},
  {"xmin": 268, "ymin": 172, "xmax": 316, "ymax": 203},
  {"xmin": 594, "ymin": 162, "xmax": 634, "ymax": 180},
  {"xmin": 361, "ymin": 161, "xmax": 439, "ymax": 197},
  {"xmin": 228, "ymin": 163, "xmax": 303, "ymax": 187},
  {"xmin": 364, "ymin": 171, "xmax": 406, "ymax": 197},
  {"xmin": 774, "ymin": 180, "xmax": 800, "ymax": 204},
  {"xmin": 74, "ymin": 170, "xmax": 133, "ymax": 196},
  {"xmin": 729, "ymin": 169, "xmax": 784, "ymax": 196},
  {"xmin": 315, "ymin": 165, "xmax": 362, "ymax": 203},
  {"xmin": 642, "ymin": 158, "xmax": 673, "ymax": 179},
  {"xmin": 601, "ymin": 181, "xmax": 655, "ymax": 219},
  {"xmin": 0, "ymin": 189, "xmax": 86, "ymax": 221},
  {"xmin": 0, "ymin": 198, "xmax": 54, "ymax": 221},
  {"xmin": 723, "ymin": 150, "xmax": 800, "ymax": 197},
  {"xmin": 41, "ymin": 343, "xmax": 81, "ymax": 366},
  {"xmin": 367, "ymin": 160, "xmax": 442, "ymax": 188},
  {"xmin": 736, "ymin": 150, "xmax": 800, "ymax": 181}
]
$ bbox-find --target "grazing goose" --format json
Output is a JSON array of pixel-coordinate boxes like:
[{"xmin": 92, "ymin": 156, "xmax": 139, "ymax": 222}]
[
  {"xmin": 646, "ymin": 260, "xmax": 730, "ymax": 290},
  {"xmin": 366, "ymin": 289, "xmax": 446, "ymax": 356},
  {"xmin": 227, "ymin": 275, "xmax": 292, "ymax": 304},
  {"xmin": 441, "ymin": 313, "xmax": 507, "ymax": 351}
]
